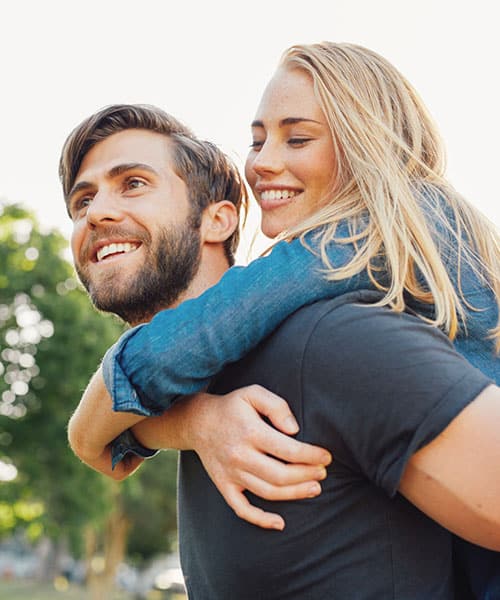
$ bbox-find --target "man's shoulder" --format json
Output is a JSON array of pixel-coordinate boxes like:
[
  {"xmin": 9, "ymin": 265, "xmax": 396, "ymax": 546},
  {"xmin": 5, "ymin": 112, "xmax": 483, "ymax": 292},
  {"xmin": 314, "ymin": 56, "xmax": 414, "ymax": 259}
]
[
  {"xmin": 284, "ymin": 289, "xmax": 384, "ymax": 326},
  {"xmin": 282, "ymin": 289, "xmax": 432, "ymax": 345},
  {"xmin": 289, "ymin": 290, "xmax": 459, "ymax": 374},
  {"xmin": 214, "ymin": 292, "xmax": 385, "ymax": 391}
]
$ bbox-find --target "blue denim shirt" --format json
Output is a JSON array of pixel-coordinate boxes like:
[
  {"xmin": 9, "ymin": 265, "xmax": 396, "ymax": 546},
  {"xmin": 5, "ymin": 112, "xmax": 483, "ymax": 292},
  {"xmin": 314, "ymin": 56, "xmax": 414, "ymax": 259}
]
[{"xmin": 103, "ymin": 221, "xmax": 498, "ymax": 417}]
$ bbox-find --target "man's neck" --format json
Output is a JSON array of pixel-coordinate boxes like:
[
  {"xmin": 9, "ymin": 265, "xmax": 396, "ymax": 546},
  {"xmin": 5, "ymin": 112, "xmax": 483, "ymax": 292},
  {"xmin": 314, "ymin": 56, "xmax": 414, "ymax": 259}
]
[{"xmin": 129, "ymin": 248, "xmax": 230, "ymax": 327}]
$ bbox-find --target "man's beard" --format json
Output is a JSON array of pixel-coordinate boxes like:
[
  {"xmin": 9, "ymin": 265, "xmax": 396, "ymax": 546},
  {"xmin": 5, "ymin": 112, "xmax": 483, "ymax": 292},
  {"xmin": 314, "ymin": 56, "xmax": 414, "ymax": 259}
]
[{"xmin": 76, "ymin": 221, "xmax": 202, "ymax": 325}]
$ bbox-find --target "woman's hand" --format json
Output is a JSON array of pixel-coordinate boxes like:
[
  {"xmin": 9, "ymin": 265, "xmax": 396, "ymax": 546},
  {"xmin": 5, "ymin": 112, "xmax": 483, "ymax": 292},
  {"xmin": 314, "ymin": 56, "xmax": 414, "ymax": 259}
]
[{"xmin": 132, "ymin": 385, "xmax": 332, "ymax": 530}]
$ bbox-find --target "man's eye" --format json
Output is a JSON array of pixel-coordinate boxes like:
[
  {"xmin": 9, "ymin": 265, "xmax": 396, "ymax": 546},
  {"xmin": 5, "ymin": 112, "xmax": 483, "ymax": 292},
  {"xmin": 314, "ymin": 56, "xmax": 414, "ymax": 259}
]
[
  {"xmin": 249, "ymin": 140, "xmax": 264, "ymax": 150},
  {"xmin": 126, "ymin": 178, "xmax": 146, "ymax": 190},
  {"xmin": 70, "ymin": 196, "xmax": 91, "ymax": 218}
]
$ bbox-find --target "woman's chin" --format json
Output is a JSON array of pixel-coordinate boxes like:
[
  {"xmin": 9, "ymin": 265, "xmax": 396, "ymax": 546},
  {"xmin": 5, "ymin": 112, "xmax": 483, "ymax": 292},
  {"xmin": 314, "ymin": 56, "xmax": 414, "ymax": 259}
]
[{"xmin": 260, "ymin": 216, "xmax": 285, "ymax": 239}]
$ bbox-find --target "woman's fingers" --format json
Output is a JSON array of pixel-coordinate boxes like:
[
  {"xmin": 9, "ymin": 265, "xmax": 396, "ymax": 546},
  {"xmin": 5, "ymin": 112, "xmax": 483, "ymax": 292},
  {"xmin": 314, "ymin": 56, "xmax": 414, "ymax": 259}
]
[
  {"xmin": 223, "ymin": 486, "xmax": 285, "ymax": 531},
  {"xmin": 260, "ymin": 428, "xmax": 332, "ymax": 466},
  {"xmin": 239, "ymin": 470, "xmax": 323, "ymax": 502},
  {"xmin": 233, "ymin": 385, "xmax": 333, "ymax": 466},
  {"xmin": 191, "ymin": 386, "xmax": 333, "ymax": 530},
  {"xmin": 241, "ymin": 384, "xmax": 300, "ymax": 434},
  {"xmin": 231, "ymin": 446, "xmax": 328, "ymax": 487},
  {"xmin": 220, "ymin": 475, "xmax": 323, "ymax": 530}
]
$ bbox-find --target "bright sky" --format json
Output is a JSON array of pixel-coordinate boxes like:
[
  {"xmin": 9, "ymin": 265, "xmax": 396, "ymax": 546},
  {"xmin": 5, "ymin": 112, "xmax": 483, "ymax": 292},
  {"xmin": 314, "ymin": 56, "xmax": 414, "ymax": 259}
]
[{"xmin": 1, "ymin": 0, "xmax": 498, "ymax": 262}]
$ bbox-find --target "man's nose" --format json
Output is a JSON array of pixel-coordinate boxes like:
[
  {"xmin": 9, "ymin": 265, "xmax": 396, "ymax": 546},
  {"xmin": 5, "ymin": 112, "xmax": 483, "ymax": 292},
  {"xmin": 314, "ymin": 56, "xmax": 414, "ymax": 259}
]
[{"xmin": 86, "ymin": 190, "xmax": 125, "ymax": 227}]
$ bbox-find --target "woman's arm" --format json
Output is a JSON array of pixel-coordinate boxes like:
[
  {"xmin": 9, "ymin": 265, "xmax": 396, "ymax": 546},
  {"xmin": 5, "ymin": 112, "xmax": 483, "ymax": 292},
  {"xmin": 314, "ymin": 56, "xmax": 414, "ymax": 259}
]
[
  {"xmin": 104, "ymin": 228, "xmax": 367, "ymax": 417},
  {"xmin": 67, "ymin": 366, "xmax": 146, "ymax": 479},
  {"xmin": 68, "ymin": 367, "xmax": 332, "ymax": 529},
  {"xmin": 132, "ymin": 386, "xmax": 332, "ymax": 530}
]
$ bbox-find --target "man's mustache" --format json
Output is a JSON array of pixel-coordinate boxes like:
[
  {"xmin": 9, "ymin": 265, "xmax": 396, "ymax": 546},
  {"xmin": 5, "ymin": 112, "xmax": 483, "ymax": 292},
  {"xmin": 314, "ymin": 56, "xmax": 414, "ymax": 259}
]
[{"xmin": 78, "ymin": 226, "xmax": 150, "ymax": 264}]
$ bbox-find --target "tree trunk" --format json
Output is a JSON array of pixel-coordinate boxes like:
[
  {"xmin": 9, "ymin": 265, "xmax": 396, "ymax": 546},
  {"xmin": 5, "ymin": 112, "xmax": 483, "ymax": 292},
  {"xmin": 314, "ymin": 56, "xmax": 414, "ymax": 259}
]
[{"xmin": 85, "ymin": 486, "xmax": 130, "ymax": 600}]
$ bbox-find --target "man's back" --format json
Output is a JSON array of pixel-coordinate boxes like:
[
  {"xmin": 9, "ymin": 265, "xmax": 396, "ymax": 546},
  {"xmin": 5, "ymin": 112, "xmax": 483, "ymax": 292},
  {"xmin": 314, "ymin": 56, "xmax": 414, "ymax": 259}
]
[{"xmin": 178, "ymin": 291, "xmax": 489, "ymax": 599}]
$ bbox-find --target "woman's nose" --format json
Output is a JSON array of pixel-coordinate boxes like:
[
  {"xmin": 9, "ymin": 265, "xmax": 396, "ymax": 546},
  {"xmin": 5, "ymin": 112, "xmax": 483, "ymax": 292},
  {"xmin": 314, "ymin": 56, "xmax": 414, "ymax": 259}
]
[{"xmin": 250, "ymin": 140, "xmax": 285, "ymax": 177}]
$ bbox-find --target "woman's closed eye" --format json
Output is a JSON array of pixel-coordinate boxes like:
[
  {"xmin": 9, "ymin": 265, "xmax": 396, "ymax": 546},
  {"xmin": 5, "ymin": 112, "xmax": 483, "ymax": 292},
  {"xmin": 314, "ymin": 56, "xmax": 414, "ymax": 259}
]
[
  {"xmin": 287, "ymin": 137, "xmax": 314, "ymax": 147},
  {"xmin": 249, "ymin": 140, "xmax": 264, "ymax": 150}
]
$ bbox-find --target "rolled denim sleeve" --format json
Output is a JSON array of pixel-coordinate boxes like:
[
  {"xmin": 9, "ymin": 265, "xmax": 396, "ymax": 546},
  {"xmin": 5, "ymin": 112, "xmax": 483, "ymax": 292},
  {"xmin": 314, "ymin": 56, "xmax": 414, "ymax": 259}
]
[
  {"xmin": 110, "ymin": 430, "xmax": 159, "ymax": 470},
  {"xmin": 102, "ymin": 225, "xmax": 370, "ymax": 415},
  {"xmin": 102, "ymin": 331, "xmax": 165, "ymax": 416}
]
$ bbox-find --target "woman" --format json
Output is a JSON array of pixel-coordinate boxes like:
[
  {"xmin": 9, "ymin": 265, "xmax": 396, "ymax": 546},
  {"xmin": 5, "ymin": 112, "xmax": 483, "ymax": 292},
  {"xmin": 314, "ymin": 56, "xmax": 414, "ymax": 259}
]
[{"xmin": 69, "ymin": 43, "xmax": 499, "ymax": 597}]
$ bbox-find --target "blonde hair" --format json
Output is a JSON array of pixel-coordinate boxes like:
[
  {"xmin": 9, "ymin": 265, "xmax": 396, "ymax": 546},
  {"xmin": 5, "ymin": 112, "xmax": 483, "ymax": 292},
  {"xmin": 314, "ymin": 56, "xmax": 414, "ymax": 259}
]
[{"xmin": 278, "ymin": 42, "xmax": 500, "ymax": 349}]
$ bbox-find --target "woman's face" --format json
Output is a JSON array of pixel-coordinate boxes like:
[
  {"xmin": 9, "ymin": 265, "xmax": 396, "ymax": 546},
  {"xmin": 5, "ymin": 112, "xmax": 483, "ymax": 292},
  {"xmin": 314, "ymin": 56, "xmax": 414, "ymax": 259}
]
[{"xmin": 245, "ymin": 67, "xmax": 337, "ymax": 238}]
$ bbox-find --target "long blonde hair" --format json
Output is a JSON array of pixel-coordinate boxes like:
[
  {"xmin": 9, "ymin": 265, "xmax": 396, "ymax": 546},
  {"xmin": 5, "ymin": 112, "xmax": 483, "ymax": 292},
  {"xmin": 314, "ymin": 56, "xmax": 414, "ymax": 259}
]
[{"xmin": 279, "ymin": 42, "xmax": 500, "ymax": 349}]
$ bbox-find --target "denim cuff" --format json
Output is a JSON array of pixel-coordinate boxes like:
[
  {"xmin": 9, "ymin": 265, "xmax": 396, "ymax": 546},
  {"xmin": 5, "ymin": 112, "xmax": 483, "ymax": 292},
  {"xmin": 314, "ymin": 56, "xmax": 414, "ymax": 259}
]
[
  {"xmin": 111, "ymin": 429, "xmax": 159, "ymax": 470},
  {"xmin": 102, "ymin": 332, "xmax": 164, "ymax": 417}
]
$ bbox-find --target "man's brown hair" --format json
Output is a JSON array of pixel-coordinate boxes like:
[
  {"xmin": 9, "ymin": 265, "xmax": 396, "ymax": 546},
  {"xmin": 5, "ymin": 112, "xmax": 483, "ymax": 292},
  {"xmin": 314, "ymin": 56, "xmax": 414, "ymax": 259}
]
[{"xmin": 59, "ymin": 103, "xmax": 247, "ymax": 262}]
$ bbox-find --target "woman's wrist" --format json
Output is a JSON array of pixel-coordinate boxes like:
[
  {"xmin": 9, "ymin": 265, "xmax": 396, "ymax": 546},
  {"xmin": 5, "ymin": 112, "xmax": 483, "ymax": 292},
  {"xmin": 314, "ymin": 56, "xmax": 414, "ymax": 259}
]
[{"xmin": 131, "ymin": 393, "xmax": 212, "ymax": 451}]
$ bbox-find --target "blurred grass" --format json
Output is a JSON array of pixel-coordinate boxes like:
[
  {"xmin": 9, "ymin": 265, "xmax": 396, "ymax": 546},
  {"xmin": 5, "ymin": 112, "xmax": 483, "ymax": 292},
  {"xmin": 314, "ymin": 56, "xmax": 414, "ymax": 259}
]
[{"xmin": 0, "ymin": 579, "xmax": 135, "ymax": 599}]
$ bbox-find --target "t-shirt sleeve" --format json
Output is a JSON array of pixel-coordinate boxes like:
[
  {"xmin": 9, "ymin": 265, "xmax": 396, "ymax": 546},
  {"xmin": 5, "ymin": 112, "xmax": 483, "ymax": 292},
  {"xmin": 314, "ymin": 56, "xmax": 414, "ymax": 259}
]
[{"xmin": 302, "ymin": 301, "xmax": 492, "ymax": 497}]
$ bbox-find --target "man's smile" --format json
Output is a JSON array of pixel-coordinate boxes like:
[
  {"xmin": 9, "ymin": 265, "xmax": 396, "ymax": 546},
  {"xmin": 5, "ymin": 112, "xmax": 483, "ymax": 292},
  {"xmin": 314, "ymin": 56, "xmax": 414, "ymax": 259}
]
[{"xmin": 94, "ymin": 241, "xmax": 141, "ymax": 263}]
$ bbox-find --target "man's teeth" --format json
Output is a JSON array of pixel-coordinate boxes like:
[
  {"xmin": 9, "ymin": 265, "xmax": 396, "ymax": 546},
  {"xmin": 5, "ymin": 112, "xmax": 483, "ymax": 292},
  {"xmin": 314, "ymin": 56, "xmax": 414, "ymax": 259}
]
[
  {"xmin": 97, "ymin": 242, "xmax": 139, "ymax": 262},
  {"xmin": 260, "ymin": 190, "xmax": 300, "ymax": 202}
]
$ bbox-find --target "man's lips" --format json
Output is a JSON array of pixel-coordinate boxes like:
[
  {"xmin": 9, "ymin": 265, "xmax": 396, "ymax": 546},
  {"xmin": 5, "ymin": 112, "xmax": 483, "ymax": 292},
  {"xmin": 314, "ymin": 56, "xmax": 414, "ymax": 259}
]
[{"xmin": 94, "ymin": 241, "xmax": 141, "ymax": 262}]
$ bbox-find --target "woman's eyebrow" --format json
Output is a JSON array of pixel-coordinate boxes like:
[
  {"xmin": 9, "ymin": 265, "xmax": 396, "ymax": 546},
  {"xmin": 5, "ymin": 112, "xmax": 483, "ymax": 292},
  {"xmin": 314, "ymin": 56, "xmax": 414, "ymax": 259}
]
[{"xmin": 250, "ymin": 117, "xmax": 322, "ymax": 128}]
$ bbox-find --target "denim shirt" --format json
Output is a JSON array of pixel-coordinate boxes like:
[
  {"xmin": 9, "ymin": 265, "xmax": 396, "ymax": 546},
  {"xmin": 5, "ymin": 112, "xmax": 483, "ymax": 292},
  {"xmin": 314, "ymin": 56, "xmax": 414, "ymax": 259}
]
[{"xmin": 103, "ymin": 221, "xmax": 498, "ymax": 419}]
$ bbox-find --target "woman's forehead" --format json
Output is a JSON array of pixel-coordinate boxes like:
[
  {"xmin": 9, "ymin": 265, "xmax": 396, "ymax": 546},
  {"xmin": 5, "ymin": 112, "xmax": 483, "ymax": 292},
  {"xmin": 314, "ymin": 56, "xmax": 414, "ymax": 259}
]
[{"xmin": 252, "ymin": 67, "xmax": 322, "ymax": 125}]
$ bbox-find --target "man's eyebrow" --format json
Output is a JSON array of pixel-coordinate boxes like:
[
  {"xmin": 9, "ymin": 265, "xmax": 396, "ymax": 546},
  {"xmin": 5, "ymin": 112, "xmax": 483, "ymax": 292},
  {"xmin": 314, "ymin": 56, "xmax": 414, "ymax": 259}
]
[
  {"xmin": 68, "ymin": 180, "xmax": 93, "ymax": 201},
  {"xmin": 108, "ymin": 162, "xmax": 158, "ymax": 178},
  {"xmin": 250, "ymin": 117, "xmax": 322, "ymax": 128},
  {"xmin": 68, "ymin": 162, "xmax": 158, "ymax": 200}
]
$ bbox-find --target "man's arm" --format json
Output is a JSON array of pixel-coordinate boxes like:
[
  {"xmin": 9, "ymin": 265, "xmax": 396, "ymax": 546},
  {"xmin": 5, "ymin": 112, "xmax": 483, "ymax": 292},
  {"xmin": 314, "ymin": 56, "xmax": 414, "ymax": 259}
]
[
  {"xmin": 400, "ymin": 383, "xmax": 500, "ymax": 550},
  {"xmin": 301, "ymin": 297, "xmax": 499, "ymax": 551}
]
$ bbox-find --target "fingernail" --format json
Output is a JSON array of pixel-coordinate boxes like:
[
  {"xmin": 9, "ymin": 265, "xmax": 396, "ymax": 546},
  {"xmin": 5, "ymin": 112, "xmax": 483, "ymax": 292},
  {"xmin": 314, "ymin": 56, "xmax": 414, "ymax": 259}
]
[
  {"xmin": 308, "ymin": 483, "xmax": 321, "ymax": 497},
  {"xmin": 285, "ymin": 415, "xmax": 299, "ymax": 433},
  {"xmin": 321, "ymin": 452, "xmax": 332, "ymax": 465},
  {"xmin": 273, "ymin": 520, "xmax": 285, "ymax": 531},
  {"xmin": 316, "ymin": 467, "xmax": 327, "ymax": 480}
]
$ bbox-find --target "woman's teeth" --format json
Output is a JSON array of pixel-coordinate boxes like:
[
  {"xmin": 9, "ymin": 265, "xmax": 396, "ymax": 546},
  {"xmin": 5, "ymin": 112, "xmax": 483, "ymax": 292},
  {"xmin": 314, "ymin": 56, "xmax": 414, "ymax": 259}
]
[{"xmin": 260, "ymin": 189, "xmax": 300, "ymax": 202}]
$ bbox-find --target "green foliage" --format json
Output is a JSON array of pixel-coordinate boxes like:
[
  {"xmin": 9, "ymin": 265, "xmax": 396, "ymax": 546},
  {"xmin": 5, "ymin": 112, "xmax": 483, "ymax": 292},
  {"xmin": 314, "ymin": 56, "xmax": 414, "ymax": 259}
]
[
  {"xmin": 0, "ymin": 202, "xmax": 179, "ymax": 560},
  {"xmin": 0, "ymin": 202, "xmax": 126, "ymax": 552},
  {"xmin": 123, "ymin": 450, "xmax": 179, "ymax": 563}
]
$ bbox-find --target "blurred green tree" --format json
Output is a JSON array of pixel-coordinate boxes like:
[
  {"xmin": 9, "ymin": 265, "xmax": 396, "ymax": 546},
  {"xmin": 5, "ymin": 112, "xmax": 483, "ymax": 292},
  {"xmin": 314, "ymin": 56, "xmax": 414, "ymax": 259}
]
[
  {"xmin": 0, "ymin": 203, "xmax": 121, "ymax": 547},
  {"xmin": 0, "ymin": 203, "xmax": 179, "ymax": 596}
]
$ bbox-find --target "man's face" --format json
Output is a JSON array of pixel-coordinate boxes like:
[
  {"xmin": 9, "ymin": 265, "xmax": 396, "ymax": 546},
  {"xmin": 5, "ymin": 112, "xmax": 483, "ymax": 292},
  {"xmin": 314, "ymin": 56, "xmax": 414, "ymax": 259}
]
[{"xmin": 69, "ymin": 129, "xmax": 202, "ymax": 324}]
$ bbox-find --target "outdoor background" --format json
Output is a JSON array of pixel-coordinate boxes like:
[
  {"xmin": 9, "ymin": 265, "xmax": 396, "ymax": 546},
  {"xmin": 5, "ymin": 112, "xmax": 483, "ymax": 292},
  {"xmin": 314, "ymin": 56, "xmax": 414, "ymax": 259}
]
[{"xmin": 1, "ymin": 1, "xmax": 498, "ymax": 598}]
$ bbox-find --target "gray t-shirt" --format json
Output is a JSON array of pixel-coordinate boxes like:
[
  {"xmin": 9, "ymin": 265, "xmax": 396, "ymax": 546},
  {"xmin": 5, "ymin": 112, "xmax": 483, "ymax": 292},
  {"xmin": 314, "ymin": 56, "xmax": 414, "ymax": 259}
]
[{"xmin": 179, "ymin": 291, "xmax": 491, "ymax": 599}]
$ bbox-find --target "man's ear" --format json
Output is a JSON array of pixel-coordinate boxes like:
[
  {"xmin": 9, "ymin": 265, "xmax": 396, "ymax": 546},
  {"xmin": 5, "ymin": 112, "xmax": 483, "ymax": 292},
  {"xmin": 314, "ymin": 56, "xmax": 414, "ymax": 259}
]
[{"xmin": 200, "ymin": 201, "xmax": 239, "ymax": 244}]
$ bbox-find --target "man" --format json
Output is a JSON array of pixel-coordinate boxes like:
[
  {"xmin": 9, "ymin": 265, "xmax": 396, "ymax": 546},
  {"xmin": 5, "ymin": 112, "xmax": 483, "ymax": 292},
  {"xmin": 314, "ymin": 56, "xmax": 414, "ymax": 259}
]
[
  {"xmin": 63, "ymin": 105, "xmax": 500, "ymax": 599},
  {"xmin": 63, "ymin": 104, "xmax": 330, "ymax": 511}
]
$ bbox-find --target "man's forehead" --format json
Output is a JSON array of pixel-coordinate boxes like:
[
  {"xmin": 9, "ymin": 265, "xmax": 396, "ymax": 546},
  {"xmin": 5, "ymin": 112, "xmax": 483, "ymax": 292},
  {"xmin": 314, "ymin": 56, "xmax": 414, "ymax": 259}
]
[{"xmin": 76, "ymin": 129, "xmax": 174, "ymax": 181}]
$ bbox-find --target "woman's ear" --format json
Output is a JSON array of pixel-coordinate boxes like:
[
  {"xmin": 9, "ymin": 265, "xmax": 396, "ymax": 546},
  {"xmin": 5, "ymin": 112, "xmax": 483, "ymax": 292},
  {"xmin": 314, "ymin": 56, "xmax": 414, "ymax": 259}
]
[{"xmin": 201, "ymin": 201, "xmax": 239, "ymax": 244}]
